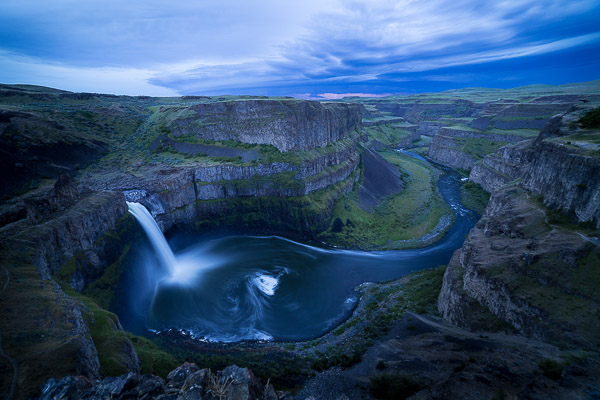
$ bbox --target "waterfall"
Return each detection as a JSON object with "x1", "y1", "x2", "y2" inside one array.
[{"x1": 127, "y1": 202, "x2": 177, "y2": 274}]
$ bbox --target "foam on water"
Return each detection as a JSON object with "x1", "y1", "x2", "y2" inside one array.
[{"x1": 250, "y1": 273, "x2": 279, "y2": 296}]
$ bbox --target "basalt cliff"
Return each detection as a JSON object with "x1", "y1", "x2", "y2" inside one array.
[{"x1": 1, "y1": 81, "x2": 600, "y2": 400}]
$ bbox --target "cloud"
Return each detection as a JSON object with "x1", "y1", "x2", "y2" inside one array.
[
  {"x1": 0, "y1": 51, "x2": 178, "y2": 96},
  {"x1": 151, "y1": 0, "x2": 600, "y2": 95},
  {"x1": 1, "y1": 0, "x2": 599, "y2": 95}
]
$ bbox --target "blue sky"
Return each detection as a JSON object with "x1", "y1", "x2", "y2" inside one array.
[{"x1": 1, "y1": 0, "x2": 599, "y2": 97}]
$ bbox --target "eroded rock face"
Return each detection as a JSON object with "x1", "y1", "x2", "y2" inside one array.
[
  {"x1": 39, "y1": 363, "x2": 287, "y2": 400},
  {"x1": 439, "y1": 185, "x2": 600, "y2": 348},
  {"x1": 0, "y1": 184, "x2": 139, "y2": 399},
  {"x1": 87, "y1": 140, "x2": 361, "y2": 234},
  {"x1": 441, "y1": 112, "x2": 600, "y2": 347},
  {"x1": 469, "y1": 119, "x2": 600, "y2": 228},
  {"x1": 469, "y1": 140, "x2": 535, "y2": 192},
  {"x1": 162, "y1": 100, "x2": 362, "y2": 152},
  {"x1": 21, "y1": 191, "x2": 128, "y2": 280},
  {"x1": 428, "y1": 132, "x2": 476, "y2": 170},
  {"x1": 522, "y1": 141, "x2": 600, "y2": 229}
]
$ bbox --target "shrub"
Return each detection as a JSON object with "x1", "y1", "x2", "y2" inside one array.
[
  {"x1": 370, "y1": 371, "x2": 425, "y2": 400},
  {"x1": 538, "y1": 358, "x2": 564, "y2": 380},
  {"x1": 578, "y1": 107, "x2": 600, "y2": 129}
]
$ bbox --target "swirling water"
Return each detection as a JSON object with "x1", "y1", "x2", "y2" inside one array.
[{"x1": 119, "y1": 167, "x2": 478, "y2": 342}]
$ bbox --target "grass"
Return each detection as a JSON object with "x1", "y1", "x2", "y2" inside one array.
[
  {"x1": 460, "y1": 181, "x2": 490, "y2": 215},
  {"x1": 363, "y1": 124, "x2": 414, "y2": 146},
  {"x1": 319, "y1": 150, "x2": 452, "y2": 249},
  {"x1": 60, "y1": 284, "x2": 138, "y2": 377},
  {"x1": 126, "y1": 333, "x2": 179, "y2": 378},
  {"x1": 401, "y1": 265, "x2": 447, "y2": 315},
  {"x1": 83, "y1": 245, "x2": 130, "y2": 309},
  {"x1": 459, "y1": 137, "x2": 508, "y2": 160},
  {"x1": 486, "y1": 128, "x2": 540, "y2": 138},
  {"x1": 308, "y1": 266, "x2": 447, "y2": 372},
  {"x1": 153, "y1": 339, "x2": 311, "y2": 390}
]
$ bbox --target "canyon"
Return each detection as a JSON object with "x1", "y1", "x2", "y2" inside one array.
[{"x1": 0, "y1": 81, "x2": 599, "y2": 399}]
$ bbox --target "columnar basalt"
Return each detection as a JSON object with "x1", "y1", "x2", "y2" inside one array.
[{"x1": 160, "y1": 100, "x2": 362, "y2": 151}]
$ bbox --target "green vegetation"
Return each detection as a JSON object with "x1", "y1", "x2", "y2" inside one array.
[
  {"x1": 363, "y1": 124, "x2": 414, "y2": 146},
  {"x1": 320, "y1": 150, "x2": 452, "y2": 249},
  {"x1": 192, "y1": 169, "x2": 358, "y2": 234},
  {"x1": 153, "y1": 340, "x2": 311, "y2": 390},
  {"x1": 460, "y1": 181, "x2": 490, "y2": 215},
  {"x1": 458, "y1": 137, "x2": 508, "y2": 160},
  {"x1": 400, "y1": 265, "x2": 447, "y2": 315},
  {"x1": 578, "y1": 107, "x2": 600, "y2": 129},
  {"x1": 308, "y1": 266, "x2": 447, "y2": 372},
  {"x1": 126, "y1": 333, "x2": 179, "y2": 378},
  {"x1": 537, "y1": 352, "x2": 589, "y2": 381},
  {"x1": 83, "y1": 246, "x2": 130, "y2": 309},
  {"x1": 60, "y1": 285, "x2": 136, "y2": 377}
]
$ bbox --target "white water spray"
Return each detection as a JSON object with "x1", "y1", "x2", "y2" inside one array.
[{"x1": 127, "y1": 202, "x2": 177, "y2": 275}]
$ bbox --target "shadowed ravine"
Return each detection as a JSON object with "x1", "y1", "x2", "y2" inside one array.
[{"x1": 120, "y1": 168, "x2": 478, "y2": 342}]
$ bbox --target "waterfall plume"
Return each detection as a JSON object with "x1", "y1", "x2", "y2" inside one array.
[{"x1": 127, "y1": 201, "x2": 177, "y2": 275}]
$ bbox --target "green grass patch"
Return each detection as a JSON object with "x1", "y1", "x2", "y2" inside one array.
[
  {"x1": 83, "y1": 245, "x2": 130, "y2": 309},
  {"x1": 320, "y1": 150, "x2": 452, "y2": 249},
  {"x1": 401, "y1": 265, "x2": 447, "y2": 315},
  {"x1": 311, "y1": 266, "x2": 447, "y2": 373},
  {"x1": 460, "y1": 181, "x2": 490, "y2": 215},
  {"x1": 59, "y1": 284, "x2": 137, "y2": 377},
  {"x1": 153, "y1": 339, "x2": 311, "y2": 390},
  {"x1": 363, "y1": 124, "x2": 413, "y2": 146},
  {"x1": 126, "y1": 333, "x2": 179, "y2": 378},
  {"x1": 459, "y1": 137, "x2": 508, "y2": 160}
]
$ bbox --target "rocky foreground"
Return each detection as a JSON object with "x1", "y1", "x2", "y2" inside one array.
[{"x1": 40, "y1": 363, "x2": 295, "y2": 400}]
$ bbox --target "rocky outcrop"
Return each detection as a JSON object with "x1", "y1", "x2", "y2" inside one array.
[
  {"x1": 161, "y1": 100, "x2": 362, "y2": 152},
  {"x1": 359, "y1": 94, "x2": 583, "y2": 171},
  {"x1": 39, "y1": 363, "x2": 290, "y2": 400},
  {"x1": 469, "y1": 116, "x2": 600, "y2": 228},
  {"x1": 361, "y1": 117, "x2": 406, "y2": 127},
  {"x1": 469, "y1": 140, "x2": 535, "y2": 192},
  {"x1": 441, "y1": 116, "x2": 600, "y2": 347},
  {"x1": 378, "y1": 99, "x2": 483, "y2": 121},
  {"x1": 521, "y1": 141, "x2": 600, "y2": 228},
  {"x1": 0, "y1": 177, "x2": 140, "y2": 399},
  {"x1": 88, "y1": 137, "x2": 361, "y2": 233},
  {"x1": 439, "y1": 186, "x2": 600, "y2": 346},
  {"x1": 428, "y1": 133, "x2": 476, "y2": 170},
  {"x1": 417, "y1": 121, "x2": 445, "y2": 136},
  {"x1": 17, "y1": 190, "x2": 128, "y2": 280}
]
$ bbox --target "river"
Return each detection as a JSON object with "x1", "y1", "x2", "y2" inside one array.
[{"x1": 117, "y1": 154, "x2": 478, "y2": 342}]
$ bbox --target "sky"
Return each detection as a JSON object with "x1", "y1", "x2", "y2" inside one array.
[{"x1": 0, "y1": 0, "x2": 599, "y2": 98}]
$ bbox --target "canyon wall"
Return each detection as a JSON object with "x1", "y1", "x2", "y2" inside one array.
[
  {"x1": 159, "y1": 100, "x2": 362, "y2": 151},
  {"x1": 0, "y1": 98, "x2": 365, "y2": 398},
  {"x1": 439, "y1": 116, "x2": 600, "y2": 347},
  {"x1": 358, "y1": 95, "x2": 585, "y2": 170}
]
